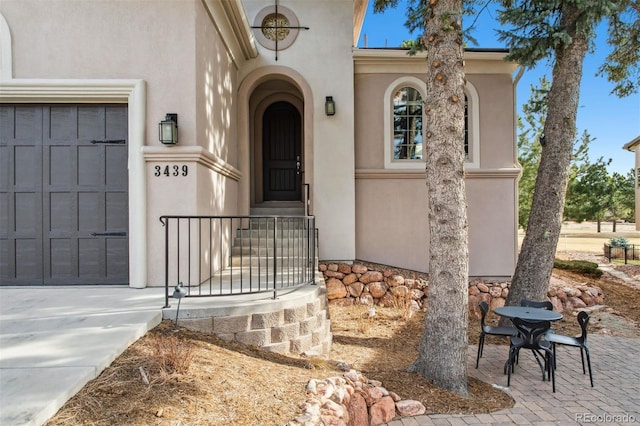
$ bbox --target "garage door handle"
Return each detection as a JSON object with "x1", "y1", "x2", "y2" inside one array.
[{"x1": 91, "y1": 232, "x2": 127, "y2": 237}]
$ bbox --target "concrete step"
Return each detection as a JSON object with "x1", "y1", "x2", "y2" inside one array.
[
  {"x1": 235, "y1": 228, "x2": 310, "y2": 238},
  {"x1": 250, "y1": 203, "x2": 306, "y2": 216},
  {"x1": 229, "y1": 255, "x2": 314, "y2": 267}
]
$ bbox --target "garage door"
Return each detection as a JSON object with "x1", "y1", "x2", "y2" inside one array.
[{"x1": 0, "y1": 105, "x2": 129, "y2": 285}]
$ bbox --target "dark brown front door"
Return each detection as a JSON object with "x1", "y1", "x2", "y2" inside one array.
[{"x1": 262, "y1": 101, "x2": 302, "y2": 201}]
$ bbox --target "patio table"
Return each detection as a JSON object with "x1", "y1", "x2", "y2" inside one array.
[
  {"x1": 494, "y1": 306, "x2": 562, "y2": 379},
  {"x1": 494, "y1": 306, "x2": 563, "y2": 322}
]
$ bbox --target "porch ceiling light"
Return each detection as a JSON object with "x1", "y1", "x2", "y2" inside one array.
[
  {"x1": 159, "y1": 113, "x2": 178, "y2": 145},
  {"x1": 325, "y1": 96, "x2": 336, "y2": 116}
]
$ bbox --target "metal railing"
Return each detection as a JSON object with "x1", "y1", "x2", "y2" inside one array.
[
  {"x1": 160, "y1": 215, "x2": 317, "y2": 306},
  {"x1": 603, "y1": 243, "x2": 639, "y2": 264}
]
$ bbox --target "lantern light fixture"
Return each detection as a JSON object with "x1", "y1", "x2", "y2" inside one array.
[
  {"x1": 325, "y1": 96, "x2": 335, "y2": 116},
  {"x1": 159, "y1": 113, "x2": 178, "y2": 145}
]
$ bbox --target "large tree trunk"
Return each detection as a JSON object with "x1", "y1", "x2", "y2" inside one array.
[
  {"x1": 505, "y1": 5, "x2": 589, "y2": 308},
  {"x1": 407, "y1": 0, "x2": 469, "y2": 396}
]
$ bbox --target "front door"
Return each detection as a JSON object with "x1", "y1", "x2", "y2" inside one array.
[{"x1": 262, "y1": 101, "x2": 302, "y2": 201}]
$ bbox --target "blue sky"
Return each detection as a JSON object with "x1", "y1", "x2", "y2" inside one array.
[{"x1": 358, "y1": 0, "x2": 640, "y2": 175}]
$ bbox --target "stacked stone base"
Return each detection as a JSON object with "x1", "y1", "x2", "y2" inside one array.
[{"x1": 172, "y1": 292, "x2": 333, "y2": 356}]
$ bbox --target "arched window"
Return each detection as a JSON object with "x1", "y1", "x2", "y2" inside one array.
[
  {"x1": 393, "y1": 87, "x2": 423, "y2": 160},
  {"x1": 384, "y1": 77, "x2": 480, "y2": 169}
]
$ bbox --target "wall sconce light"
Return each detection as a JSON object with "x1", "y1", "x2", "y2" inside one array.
[
  {"x1": 159, "y1": 113, "x2": 178, "y2": 145},
  {"x1": 325, "y1": 96, "x2": 336, "y2": 116}
]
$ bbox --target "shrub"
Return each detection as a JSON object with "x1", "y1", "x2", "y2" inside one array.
[
  {"x1": 554, "y1": 259, "x2": 603, "y2": 278},
  {"x1": 609, "y1": 237, "x2": 630, "y2": 248}
]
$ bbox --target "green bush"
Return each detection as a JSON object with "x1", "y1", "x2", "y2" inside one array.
[{"x1": 553, "y1": 259, "x2": 602, "y2": 278}]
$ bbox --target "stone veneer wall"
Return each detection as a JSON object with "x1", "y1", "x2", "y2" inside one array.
[
  {"x1": 175, "y1": 294, "x2": 333, "y2": 356},
  {"x1": 319, "y1": 262, "x2": 604, "y2": 313}
]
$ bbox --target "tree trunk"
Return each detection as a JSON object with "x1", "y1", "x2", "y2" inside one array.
[
  {"x1": 505, "y1": 5, "x2": 589, "y2": 309},
  {"x1": 613, "y1": 220, "x2": 617, "y2": 232},
  {"x1": 407, "y1": 0, "x2": 469, "y2": 396}
]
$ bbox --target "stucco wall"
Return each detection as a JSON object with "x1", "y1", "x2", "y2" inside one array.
[
  {"x1": 0, "y1": 0, "x2": 198, "y2": 146},
  {"x1": 241, "y1": 0, "x2": 357, "y2": 262},
  {"x1": 0, "y1": 1, "x2": 244, "y2": 287},
  {"x1": 354, "y1": 73, "x2": 516, "y2": 170},
  {"x1": 353, "y1": 54, "x2": 519, "y2": 277},
  {"x1": 355, "y1": 173, "x2": 518, "y2": 276}
]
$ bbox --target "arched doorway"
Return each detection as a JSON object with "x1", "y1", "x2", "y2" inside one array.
[{"x1": 262, "y1": 101, "x2": 302, "y2": 201}]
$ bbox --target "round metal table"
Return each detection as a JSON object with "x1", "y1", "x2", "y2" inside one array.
[{"x1": 493, "y1": 306, "x2": 563, "y2": 322}]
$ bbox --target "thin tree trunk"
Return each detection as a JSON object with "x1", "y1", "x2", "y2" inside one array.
[
  {"x1": 505, "y1": 5, "x2": 589, "y2": 308},
  {"x1": 407, "y1": 0, "x2": 469, "y2": 396}
]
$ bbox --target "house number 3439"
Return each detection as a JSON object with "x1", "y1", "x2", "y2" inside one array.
[{"x1": 154, "y1": 165, "x2": 188, "y2": 177}]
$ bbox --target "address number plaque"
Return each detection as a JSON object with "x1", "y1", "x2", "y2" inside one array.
[{"x1": 154, "y1": 164, "x2": 189, "y2": 177}]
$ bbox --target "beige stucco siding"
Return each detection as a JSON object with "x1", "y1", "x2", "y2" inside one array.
[
  {"x1": 353, "y1": 53, "x2": 519, "y2": 277},
  {"x1": 355, "y1": 177, "x2": 430, "y2": 271},
  {"x1": 1, "y1": 1, "x2": 198, "y2": 147},
  {"x1": 473, "y1": 74, "x2": 517, "y2": 168},
  {"x1": 1, "y1": 1, "x2": 245, "y2": 286},
  {"x1": 354, "y1": 73, "x2": 387, "y2": 170},
  {"x1": 354, "y1": 73, "x2": 517, "y2": 170},
  {"x1": 355, "y1": 174, "x2": 518, "y2": 276},
  {"x1": 240, "y1": 0, "x2": 357, "y2": 262}
]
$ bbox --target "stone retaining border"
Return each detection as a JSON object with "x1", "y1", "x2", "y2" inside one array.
[{"x1": 319, "y1": 262, "x2": 605, "y2": 313}]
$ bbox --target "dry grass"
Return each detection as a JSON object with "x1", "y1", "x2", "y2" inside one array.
[{"x1": 45, "y1": 262, "x2": 640, "y2": 426}]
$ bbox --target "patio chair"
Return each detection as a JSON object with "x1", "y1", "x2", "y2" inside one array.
[
  {"x1": 506, "y1": 317, "x2": 555, "y2": 392},
  {"x1": 545, "y1": 311, "x2": 593, "y2": 387},
  {"x1": 521, "y1": 298, "x2": 556, "y2": 334},
  {"x1": 476, "y1": 301, "x2": 518, "y2": 368},
  {"x1": 520, "y1": 299, "x2": 554, "y2": 310}
]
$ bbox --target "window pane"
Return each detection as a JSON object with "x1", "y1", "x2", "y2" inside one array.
[{"x1": 392, "y1": 87, "x2": 423, "y2": 160}]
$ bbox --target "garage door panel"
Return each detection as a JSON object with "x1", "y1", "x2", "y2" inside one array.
[
  {"x1": 49, "y1": 146, "x2": 76, "y2": 186},
  {"x1": 15, "y1": 193, "x2": 39, "y2": 235},
  {"x1": 78, "y1": 192, "x2": 104, "y2": 232},
  {"x1": 106, "y1": 193, "x2": 128, "y2": 230},
  {"x1": 0, "y1": 192, "x2": 7, "y2": 235},
  {"x1": 49, "y1": 238, "x2": 75, "y2": 277},
  {"x1": 14, "y1": 146, "x2": 41, "y2": 188},
  {"x1": 106, "y1": 146, "x2": 127, "y2": 188},
  {"x1": 0, "y1": 145, "x2": 8, "y2": 188},
  {"x1": 0, "y1": 106, "x2": 14, "y2": 139},
  {"x1": 14, "y1": 107, "x2": 42, "y2": 140},
  {"x1": 15, "y1": 239, "x2": 41, "y2": 279},
  {"x1": 49, "y1": 192, "x2": 76, "y2": 233},
  {"x1": 106, "y1": 238, "x2": 128, "y2": 281},
  {"x1": 78, "y1": 145, "x2": 104, "y2": 186},
  {"x1": 79, "y1": 238, "x2": 102, "y2": 278},
  {"x1": 49, "y1": 106, "x2": 78, "y2": 140},
  {"x1": 78, "y1": 107, "x2": 106, "y2": 140},
  {"x1": 106, "y1": 106, "x2": 128, "y2": 140}
]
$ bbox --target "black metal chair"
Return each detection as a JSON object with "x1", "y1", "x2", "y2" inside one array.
[
  {"x1": 506, "y1": 317, "x2": 556, "y2": 392},
  {"x1": 521, "y1": 298, "x2": 556, "y2": 335},
  {"x1": 546, "y1": 311, "x2": 593, "y2": 387},
  {"x1": 476, "y1": 301, "x2": 518, "y2": 368},
  {"x1": 521, "y1": 299, "x2": 554, "y2": 310}
]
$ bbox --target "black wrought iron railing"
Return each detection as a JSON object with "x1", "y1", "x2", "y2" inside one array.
[{"x1": 160, "y1": 215, "x2": 317, "y2": 306}]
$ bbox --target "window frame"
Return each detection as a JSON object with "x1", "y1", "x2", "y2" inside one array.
[{"x1": 383, "y1": 77, "x2": 480, "y2": 169}]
